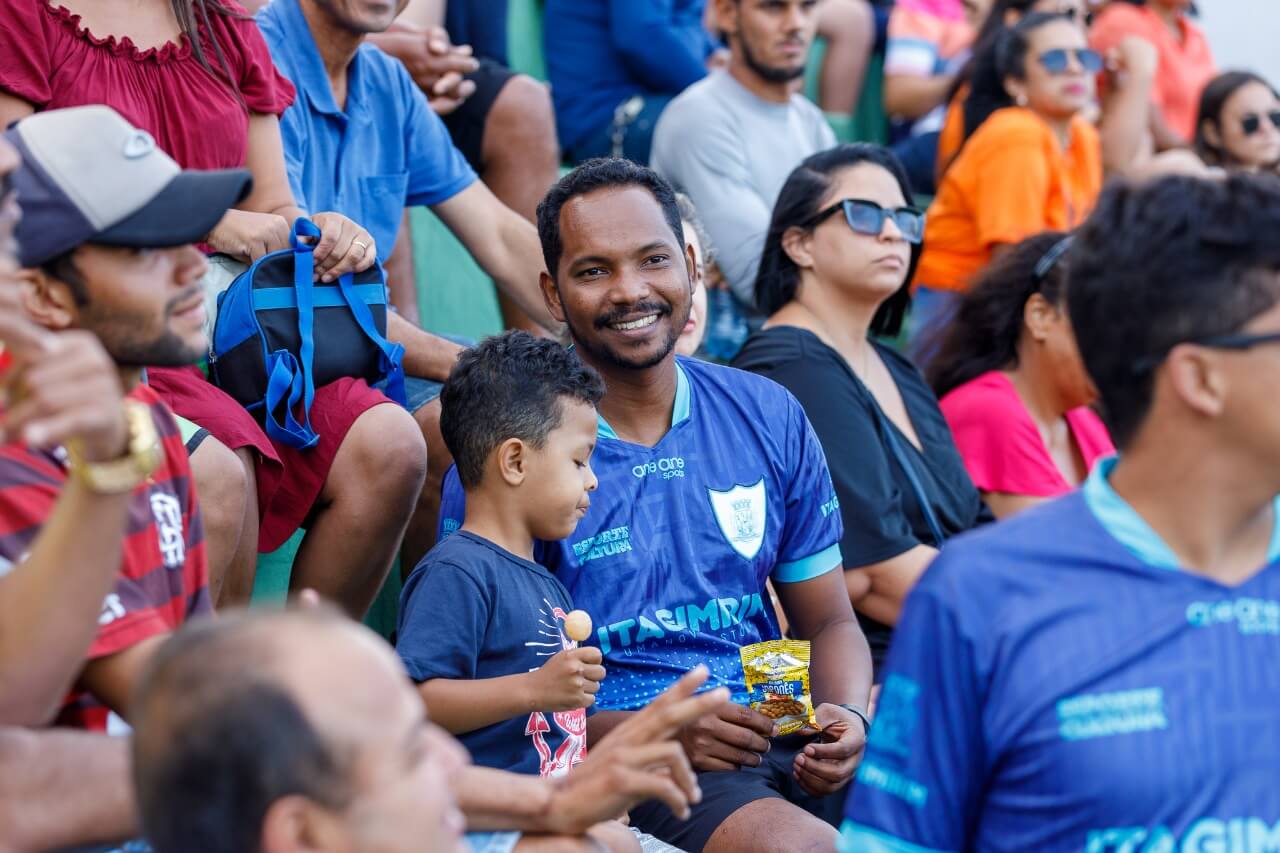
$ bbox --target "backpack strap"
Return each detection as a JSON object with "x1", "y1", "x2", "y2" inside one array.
[
  {"x1": 335, "y1": 267, "x2": 407, "y2": 407},
  {"x1": 262, "y1": 219, "x2": 322, "y2": 449}
]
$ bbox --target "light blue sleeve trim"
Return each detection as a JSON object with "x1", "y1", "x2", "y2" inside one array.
[
  {"x1": 837, "y1": 821, "x2": 954, "y2": 853},
  {"x1": 772, "y1": 542, "x2": 843, "y2": 583}
]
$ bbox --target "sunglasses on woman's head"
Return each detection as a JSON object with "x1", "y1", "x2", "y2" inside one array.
[
  {"x1": 1037, "y1": 47, "x2": 1103, "y2": 75},
  {"x1": 810, "y1": 199, "x2": 926, "y2": 244},
  {"x1": 1241, "y1": 111, "x2": 1280, "y2": 136}
]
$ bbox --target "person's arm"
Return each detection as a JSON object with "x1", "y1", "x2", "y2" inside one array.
[
  {"x1": 1098, "y1": 37, "x2": 1158, "y2": 176},
  {"x1": 883, "y1": 74, "x2": 955, "y2": 121},
  {"x1": 0, "y1": 92, "x2": 33, "y2": 131},
  {"x1": 774, "y1": 567, "x2": 873, "y2": 796},
  {"x1": 0, "y1": 728, "x2": 136, "y2": 852},
  {"x1": 76, "y1": 635, "x2": 166, "y2": 721},
  {"x1": 606, "y1": 0, "x2": 710, "y2": 93},
  {"x1": 653, "y1": 110, "x2": 773, "y2": 308},
  {"x1": 461, "y1": 667, "x2": 728, "y2": 833},
  {"x1": 0, "y1": 319, "x2": 134, "y2": 726},
  {"x1": 386, "y1": 312, "x2": 464, "y2": 382},
  {"x1": 1149, "y1": 106, "x2": 1189, "y2": 151},
  {"x1": 430, "y1": 183, "x2": 557, "y2": 330},
  {"x1": 419, "y1": 646, "x2": 605, "y2": 736},
  {"x1": 850, "y1": 544, "x2": 938, "y2": 626},
  {"x1": 397, "y1": 0, "x2": 445, "y2": 29}
]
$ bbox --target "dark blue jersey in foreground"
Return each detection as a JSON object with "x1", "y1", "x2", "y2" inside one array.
[
  {"x1": 440, "y1": 357, "x2": 844, "y2": 711},
  {"x1": 841, "y1": 458, "x2": 1280, "y2": 853}
]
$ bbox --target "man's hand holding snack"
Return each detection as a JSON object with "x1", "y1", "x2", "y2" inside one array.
[
  {"x1": 793, "y1": 703, "x2": 868, "y2": 797},
  {"x1": 678, "y1": 700, "x2": 778, "y2": 772}
]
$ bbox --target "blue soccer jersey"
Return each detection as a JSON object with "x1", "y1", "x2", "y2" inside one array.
[
  {"x1": 841, "y1": 457, "x2": 1280, "y2": 853},
  {"x1": 439, "y1": 357, "x2": 844, "y2": 710}
]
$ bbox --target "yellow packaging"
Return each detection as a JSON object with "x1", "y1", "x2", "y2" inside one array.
[{"x1": 739, "y1": 639, "x2": 817, "y2": 736}]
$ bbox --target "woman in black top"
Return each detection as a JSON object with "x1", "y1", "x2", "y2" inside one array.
[{"x1": 732, "y1": 144, "x2": 988, "y2": 674}]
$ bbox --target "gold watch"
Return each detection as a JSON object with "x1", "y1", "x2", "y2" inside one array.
[{"x1": 66, "y1": 400, "x2": 162, "y2": 494}]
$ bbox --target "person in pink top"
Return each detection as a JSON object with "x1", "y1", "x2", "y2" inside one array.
[{"x1": 927, "y1": 230, "x2": 1114, "y2": 517}]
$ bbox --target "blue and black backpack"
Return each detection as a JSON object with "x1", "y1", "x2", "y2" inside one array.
[{"x1": 211, "y1": 218, "x2": 407, "y2": 450}]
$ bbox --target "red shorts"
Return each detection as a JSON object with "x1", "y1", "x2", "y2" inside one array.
[{"x1": 147, "y1": 365, "x2": 393, "y2": 552}]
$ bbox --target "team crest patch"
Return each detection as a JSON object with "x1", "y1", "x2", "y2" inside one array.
[{"x1": 707, "y1": 479, "x2": 767, "y2": 560}]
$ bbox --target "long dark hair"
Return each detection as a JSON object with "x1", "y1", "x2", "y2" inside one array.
[
  {"x1": 927, "y1": 230, "x2": 1070, "y2": 398},
  {"x1": 754, "y1": 144, "x2": 921, "y2": 338},
  {"x1": 962, "y1": 12, "x2": 1071, "y2": 142},
  {"x1": 177, "y1": 0, "x2": 247, "y2": 104},
  {"x1": 1194, "y1": 71, "x2": 1280, "y2": 167}
]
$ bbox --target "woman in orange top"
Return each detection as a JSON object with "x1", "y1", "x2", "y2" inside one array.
[
  {"x1": 1089, "y1": 0, "x2": 1215, "y2": 148},
  {"x1": 910, "y1": 12, "x2": 1102, "y2": 352}
]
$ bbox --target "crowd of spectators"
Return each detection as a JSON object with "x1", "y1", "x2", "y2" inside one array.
[{"x1": 1, "y1": 0, "x2": 1279, "y2": 852}]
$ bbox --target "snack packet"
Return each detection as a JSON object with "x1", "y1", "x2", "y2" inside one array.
[{"x1": 740, "y1": 639, "x2": 817, "y2": 736}]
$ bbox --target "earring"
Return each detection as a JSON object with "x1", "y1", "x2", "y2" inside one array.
[{"x1": 1016, "y1": 94, "x2": 1029, "y2": 107}]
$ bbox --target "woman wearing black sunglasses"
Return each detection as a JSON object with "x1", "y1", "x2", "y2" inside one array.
[
  {"x1": 911, "y1": 12, "x2": 1102, "y2": 351},
  {"x1": 732, "y1": 144, "x2": 989, "y2": 678},
  {"x1": 1195, "y1": 71, "x2": 1280, "y2": 174}
]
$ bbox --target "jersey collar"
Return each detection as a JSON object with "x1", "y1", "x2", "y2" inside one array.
[
  {"x1": 597, "y1": 359, "x2": 691, "y2": 441},
  {"x1": 1083, "y1": 455, "x2": 1280, "y2": 570}
]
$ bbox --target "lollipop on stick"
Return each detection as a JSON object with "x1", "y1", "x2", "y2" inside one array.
[{"x1": 564, "y1": 610, "x2": 593, "y2": 643}]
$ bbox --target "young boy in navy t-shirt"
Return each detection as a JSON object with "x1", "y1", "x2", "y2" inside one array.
[{"x1": 396, "y1": 331, "x2": 606, "y2": 778}]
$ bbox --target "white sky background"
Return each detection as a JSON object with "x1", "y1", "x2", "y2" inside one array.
[{"x1": 1198, "y1": 0, "x2": 1280, "y2": 85}]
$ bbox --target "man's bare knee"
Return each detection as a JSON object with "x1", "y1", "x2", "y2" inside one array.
[
  {"x1": 486, "y1": 75, "x2": 559, "y2": 161},
  {"x1": 336, "y1": 404, "x2": 429, "y2": 499},
  {"x1": 704, "y1": 798, "x2": 840, "y2": 853}
]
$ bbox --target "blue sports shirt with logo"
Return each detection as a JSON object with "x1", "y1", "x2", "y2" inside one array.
[
  {"x1": 841, "y1": 456, "x2": 1280, "y2": 853},
  {"x1": 439, "y1": 356, "x2": 844, "y2": 711}
]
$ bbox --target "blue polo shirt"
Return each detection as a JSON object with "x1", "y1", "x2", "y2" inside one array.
[
  {"x1": 438, "y1": 357, "x2": 845, "y2": 711},
  {"x1": 257, "y1": 0, "x2": 477, "y2": 261},
  {"x1": 840, "y1": 456, "x2": 1280, "y2": 852}
]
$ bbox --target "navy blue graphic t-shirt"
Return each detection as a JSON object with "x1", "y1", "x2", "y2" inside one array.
[{"x1": 396, "y1": 531, "x2": 587, "y2": 778}]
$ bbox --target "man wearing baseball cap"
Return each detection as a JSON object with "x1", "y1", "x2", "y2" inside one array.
[{"x1": 2, "y1": 103, "x2": 251, "y2": 738}]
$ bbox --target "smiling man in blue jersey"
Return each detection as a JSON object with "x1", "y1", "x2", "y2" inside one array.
[
  {"x1": 439, "y1": 158, "x2": 874, "y2": 852},
  {"x1": 841, "y1": 172, "x2": 1280, "y2": 852}
]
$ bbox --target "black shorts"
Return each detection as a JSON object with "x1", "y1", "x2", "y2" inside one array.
[
  {"x1": 441, "y1": 58, "x2": 517, "y2": 169},
  {"x1": 627, "y1": 734, "x2": 845, "y2": 853}
]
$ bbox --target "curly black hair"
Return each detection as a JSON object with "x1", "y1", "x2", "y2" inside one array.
[
  {"x1": 440, "y1": 330, "x2": 606, "y2": 488},
  {"x1": 536, "y1": 158, "x2": 685, "y2": 281},
  {"x1": 1068, "y1": 173, "x2": 1280, "y2": 449}
]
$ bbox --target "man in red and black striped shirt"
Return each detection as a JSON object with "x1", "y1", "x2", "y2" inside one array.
[{"x1": 0, "y1": 104, "x2": 252, "y2": 849}]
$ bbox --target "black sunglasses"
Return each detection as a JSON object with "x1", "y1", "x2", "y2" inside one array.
[
  {"x1": 1135, "y1": 330, "x2": 1280, "y2": 371},
  {"x1": 1038, "y1": 47, "x2": 1103, "y2": 75},
  {"x1": 810, "y1": 199, "x2": 925, "y2": 244},
  {"x1": 1241, "y1": 111, "x2": 1280, "y2": 136}
]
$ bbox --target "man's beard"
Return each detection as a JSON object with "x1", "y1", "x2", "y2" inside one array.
[
  {"x1": 740, "y1": 35, "x2": 806, "y2": 85},
  {"x1": 563, "y1": 300, "x2": 688, "y2": 372},
  {"x1": 81, "y1": 299, "x2": 206, "y2": 369}
]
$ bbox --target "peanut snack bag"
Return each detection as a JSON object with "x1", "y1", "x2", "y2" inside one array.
[{"x1": 739, "y1": 639, "x2": 817, "y2": 736}]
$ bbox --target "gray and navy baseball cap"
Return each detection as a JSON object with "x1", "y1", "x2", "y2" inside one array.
[{"x1": 4, "y1": 105, "x2": 252, "y2": 268}]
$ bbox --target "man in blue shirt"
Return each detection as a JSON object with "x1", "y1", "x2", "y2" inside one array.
[
  {"x1": 841, "y1": 173, "x2": 1280, "y2": 851},
  {"x1": 441, "y1": 159, "x2": 874, "y2": 852},
  {"x1": 256, "y1": 0, "x2": 560, "y2": 563},
  {"x1": 544, "y1": 0, "x2": 722, "y2": 163}
]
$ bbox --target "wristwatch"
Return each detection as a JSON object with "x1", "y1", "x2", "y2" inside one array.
[
  {"x1": 836, "y1": 703, "x2": 872, "y2": 736},
  {"x1": 65, "y1": 400, "x2": 162, "y2": 494}
]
